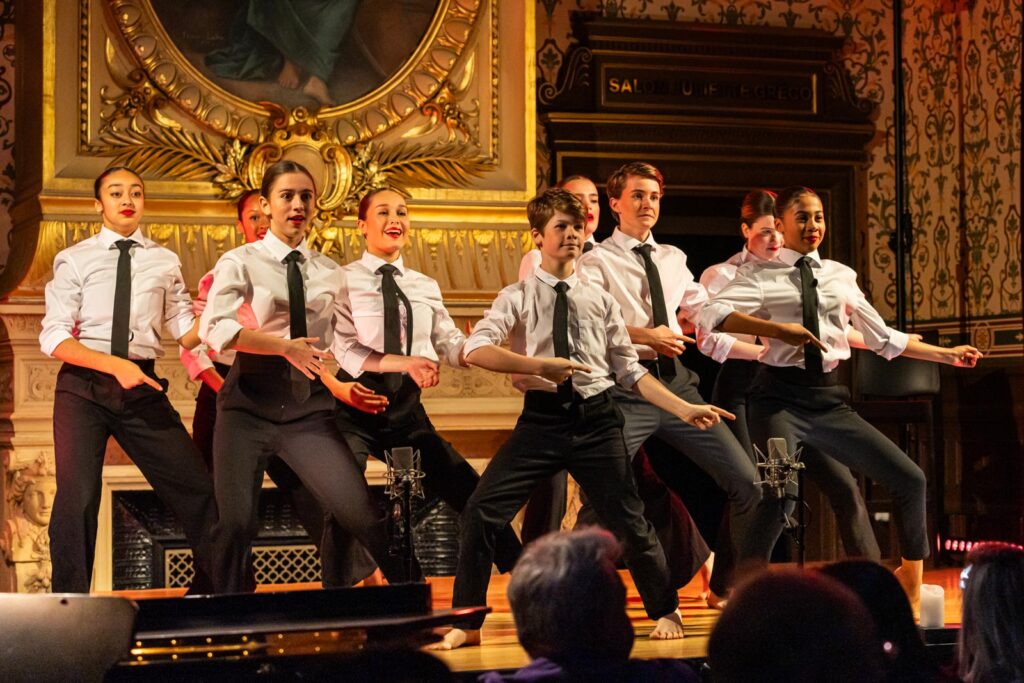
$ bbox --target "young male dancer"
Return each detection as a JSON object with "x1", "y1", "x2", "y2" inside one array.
[
  {"x1": 326, "y1": 187, "x2": 522, "y2": 583},
  {"x1": 435, "y1": 188, "x2": 732, "y2": 649},
  {"x1": 700, "y1": 185, "x2": 982, "y2": 601},
  {"x1": 575, "y1": 161, "x2": 779, "y2": 602},
  {"x1": 40, "y1": 167, "x2": 217, "y2": 593}
]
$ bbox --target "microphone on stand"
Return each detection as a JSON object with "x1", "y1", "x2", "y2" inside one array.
[
  {"x1": 753, "y1": 437, "x2": 805, "y2": 499},
  {"x1": 384, "y1": 447, "x2": 425, "y2": 580}
]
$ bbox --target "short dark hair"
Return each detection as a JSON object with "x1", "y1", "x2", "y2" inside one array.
[
  {"x1": 555, "y1": 174, "x2": 592, "y2": 189},
  {"x1": 506, "y1": 529, "x2": 633, "y2": 661},
  {"x1": 740, "y1": 189, "x2": 777, "y2": 226},
  {"x1": 708, "y1": 569, "x2": 884, "y2": 683},
  {"x1": 774, "y1": 185, "x2": 819, "y2": 217},
  {"x1": 959, "y1": 542, "x2": 1024, "y2": 683},
  {"x1": 357, "y1": 186, "x2": 407, "y2": 221},
  {"x1": 605, "y1": 161, "x2": 664, "y2": 200},
  {"x1": 260, "y1": 160, "x2": 317, "y2": 199},
  {"x1": 235, "y1": 189, "x2": 261, "y2": 221},
  {"x1": 93, "y1": 166, "x2": 143, "y2": 200},
  {"x1": 526, "y1": 188, "x2": 586, "y2": 233}
]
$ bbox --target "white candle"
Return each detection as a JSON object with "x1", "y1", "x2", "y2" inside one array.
[{"x1": 919, "y1": 583, "x2": 945, "y2": 628}]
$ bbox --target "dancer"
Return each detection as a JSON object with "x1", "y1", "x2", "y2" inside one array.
[
  {"x1": 40, "y1": 166, "x2": 217, "y2": 593},
  {"x1": 435, "y1": 188, "x2": 732, "y2": 649},
  {"x1": 576, "y1": 161, "x2": 779, "y2": 602},
  {"x1": 200, "y1": 161, "x2": 413, "y2": 593},
  {"x1": 700, "y1": 185, "x2": 981, "y2": 601},
  {"x1": 326, "y1": 187, "x2": 522, "y2": 585},
  {"x1": 699, "y1": 189, "x2": 879, "y2": 561},
  {"x1": 181, "y1": 189, "x2": 386, "y2": 587}
]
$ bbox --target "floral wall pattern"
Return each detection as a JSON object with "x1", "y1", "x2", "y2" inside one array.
[
  {"x1": 0, "y1": 2, "x2": 13, "y2": 277},
  {"x1": 536, "y1": 0, "x2": 1021, "y2": 351}
]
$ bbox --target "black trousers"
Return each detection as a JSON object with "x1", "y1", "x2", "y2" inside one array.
[
  {"x1": 748, "y1": 366, "x2": 929, "y2": 561},
  {"x1": 713, "y1": 359, "x2": 880, "y2": 561},
  {"x1": 192, "y1": 362, "x2": 343, "y2": 583},
  {"x1": 330, "y1": 371, "x2": 522, "y2": 585},
  {"x1": 606, "y1": 359, "x2": 779, "y2": 595},
  {"x1": 50, "y1": 362, "x2": 217, "y2": 593},
  {"x1": 452, "y1": 390, "x2": 678, "y2": 630},
  {"x1": 209, "y1": 354, "x2": 418, "y2": 593}
]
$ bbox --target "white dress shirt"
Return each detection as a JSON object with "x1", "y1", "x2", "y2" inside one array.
[
  {"x1": 40, "y1": 226, "x2": 195, "y2": 359},
  {"x1": 200, "y1": 230, "x2": 343, "y2": 355},
  {"x1": 179, "y1": 270, "x2": 259, "y2": 380},
  {"x1": 576, "y1": 228, "x2": 707, "y2": 361},
  {"x1": 697, "y1": 248, "x2": 760, "y2": 361},
  {"x1": 699, "y1": 247, "x2": 910, "y2": 372},
  {"x1": 464, "y1": 268, "x2": 648, "y2": 397},
  {"x1": 332, "y1": 251, "x2": 466, "y2": 377},
  {"x1": 517, "y1": 235, "x2": 597, "y2": 281}
]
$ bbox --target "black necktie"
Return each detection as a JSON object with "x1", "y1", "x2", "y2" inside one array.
[
  {"x1": 552, "y1": 281, "x2": 574, "y2": 405},
  {"x1": 284, "y1": 250, "x2": 310, "y2": 401},
  {"x1": 582, "y1": 241, "x2": 594, "y2": 253},
  {"x1": 632, "y1": 243, "x2": 676, "y2": 379},
  {"x1": 110, "y1": 240, "x2": 133, "y2": 358},
  {"x1": 378, "y1": 264, "x2": 413, "y2": 357},
  {"x1": 797, "y1": 256, "x2": 823, "y2": 374}
]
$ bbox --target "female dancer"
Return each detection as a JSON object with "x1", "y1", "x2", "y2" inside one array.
[
  {"x1": 40, "y1": 167, "x2": 217, "y2": 592},
  {"x1": 200, "y1": 161, "x2": 412, "y2": 592},
  {"x1": 700, "y1": 185, "x2": 981, "y2": 601}
]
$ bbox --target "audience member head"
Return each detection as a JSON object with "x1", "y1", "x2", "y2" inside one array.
[
  {"x1": 820, "y1": 560, "x2": 936, "y2": 682},
  {"x1": 958, "y1": 542, "x2": 1024, "y2": 683},
  {"x1": 708, "y1": 569, "x2": 885, "y2": 683},
  {"x1": 506, "y1": 528, "x2": 633, "y2": 662},
  {"x1": 740, "y1": 188, "x2": 782, "y2": 261}
]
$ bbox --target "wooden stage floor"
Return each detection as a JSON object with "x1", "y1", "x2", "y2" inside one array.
[{"x1": 111, "y1": 566, "x2": 964, "y2": 675}]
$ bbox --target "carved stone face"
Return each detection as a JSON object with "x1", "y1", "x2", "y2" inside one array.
[{"x1": 22, "y1": 476, "x2": 57, "y2": 526}]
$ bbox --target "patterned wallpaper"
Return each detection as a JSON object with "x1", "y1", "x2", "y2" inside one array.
[
  {"x1": 0, "y1": 2, "x2": 13, "y2": 278},
  {"x1": 536, "y1": 0, "x2": 1021, "y2": 336}
]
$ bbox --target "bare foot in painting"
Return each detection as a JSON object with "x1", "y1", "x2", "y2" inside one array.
[
  {"x1": 277, "y1": 59, "x2": 301, "y2": 89},
  {"x1": 303, "y1": 75, "x2": 332, "y2": 106}
]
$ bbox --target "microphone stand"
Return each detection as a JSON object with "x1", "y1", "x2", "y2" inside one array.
[
  {"x1": 892, "y1": 0, "x2": 911, "y2": 331},
  {"x1": 385, "y1": 447, "x2": 425, "y2": 582}
]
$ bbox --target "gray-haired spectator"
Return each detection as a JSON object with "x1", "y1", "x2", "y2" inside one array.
[{"x1": 478, "y1": 528, "x2": 698, "y2": 682}]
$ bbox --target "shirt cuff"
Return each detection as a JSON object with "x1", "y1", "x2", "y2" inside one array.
[
  {"x1": 443, "y1": 339, "x2": 468, "y2": 369},
  {"x1": 698, "y1": 302, "x2": 735, "y2": 334},
  {"x1": 339, "y1": 345, "x2": 373, "y2": 378},
  {"x1": 165, "y1": 311, "x2": 196, "y2": 342},
  {"x1": 39, "y1": 329, "x2": 74, "y2": 358},
  {"x1": 462, "y1": 334, "x2": 496, "y2": 358},
  {"x1": 698, "y1": 331, "x2": 736, "y2": 364},
  {"x1": 878, "y1": 329, "x2": 910, "y2": 360},
  {"x1": 204, "y1": 319, "x2": 244, "y2": 355},
  {"x1": 179, "y1": 345, "x2": 214, "y2": 381}
]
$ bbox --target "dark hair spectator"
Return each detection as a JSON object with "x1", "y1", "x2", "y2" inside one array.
[
  {"x1": 958, "y1": 542, "x2": 1024, "y2": 683},
  {"x1": 708, "y1": 568, "x2": 885, "y2": 683},
  {"x1": 821, "y1": 560, "x2": 945, "y2": 682},
  {"x1": 479, "y1": 529, "x2": 697, "y2": 682}
]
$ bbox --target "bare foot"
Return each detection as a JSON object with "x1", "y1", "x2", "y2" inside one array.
[
  {"x1": 894, "y1": 559, "x2": 923, "y2": 606},
  {"x1": 649, "y1": 610, "x2": 685, "y2": 640},
  {"x1": 706, "y1": 591, "x2": 728, "y2": 610},
  {"x1": 303, "y1": 75, "x2": 332, "y2": 106},
  {"x1": 426, "y1": 628, "x2": 481, "y2": 651},
  {"x1": 277, "y1": 59, "x2": 301, "y2": 89},
  {"x1": 359, "y1": 568, "x2": 387, "y2": 587}
]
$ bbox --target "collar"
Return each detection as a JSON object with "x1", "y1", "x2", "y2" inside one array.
[
  {"x1": 361, "y1": 249, "x2": 405, "y2": 275},
  {"x1": 610, "y1": 227, "x2": 658, "y2": 253},
  {"x1": 534, "y1": 267, "x2": 579, "y2": 290},
  {"x1": 779, "y1": 247, "x2": 821, "y2": 267},
  {"x1": 263, "y1": 230, "x2": 310, "y2": 262},
  {"x1": 99, "y1": 226, "x2": 147, "y2": 249},
  {"x1": 585, "y1": 235, "x2": 596, "y2": 245}
]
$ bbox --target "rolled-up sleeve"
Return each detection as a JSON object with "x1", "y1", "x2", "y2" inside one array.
[
  {"x1": 464, "y1": 286, "x2": 519, "y2": 357},
  {"x1": 200, "y1": 256, "x2": 247, "y2": 354},
  {"x1": 163, "y1": 256, "x2": 196, "y2": 341},
  {"x1": 698, "y1": 274, "x2": 765, "y2": 334},
  {"x1": 604, "y1": 297, "x2": 647, "y2": 389},
  {"x1": 696, "y1": 328, "x2": 737, "y2": 364},
  {"x1": 40, "y1": 253, "x2": 83, "y2": 357},
  {"x1": 676, "y1": 268, "x2": 709, "y2": 324},
  {"x1": 331, "y1": 274, "x2": 375, "y2": 378},
  {"x1": 179, "y1": 344, "x2": 214, "y2": 380},
  {"x1": 849, "y1": 286, "x2": 909, "y2": 360},
  {"x1": 427, "y1": 285, "x2": 467, "y2": 369}
]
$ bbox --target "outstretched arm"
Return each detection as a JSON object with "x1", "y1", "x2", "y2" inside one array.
[
  {"x1": 51, "y1": 338, "x2": 162, "y2": 391},
  {"x1": 718, "y1": 312, "x2": 829, "y2": 352},
  {"x1": 900, "y1": 340, "x2": 981, "y2": 367},
  {"x1": 466, "y1": 345, "x2": 591, "y2": 384},
  {"x1": 633, "y1": 373, "x2": 734, "y2": 430}
]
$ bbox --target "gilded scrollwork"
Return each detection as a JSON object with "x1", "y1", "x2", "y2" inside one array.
[{"x1": 85, "y1": 0, "x2": 497, "y2": 226}]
